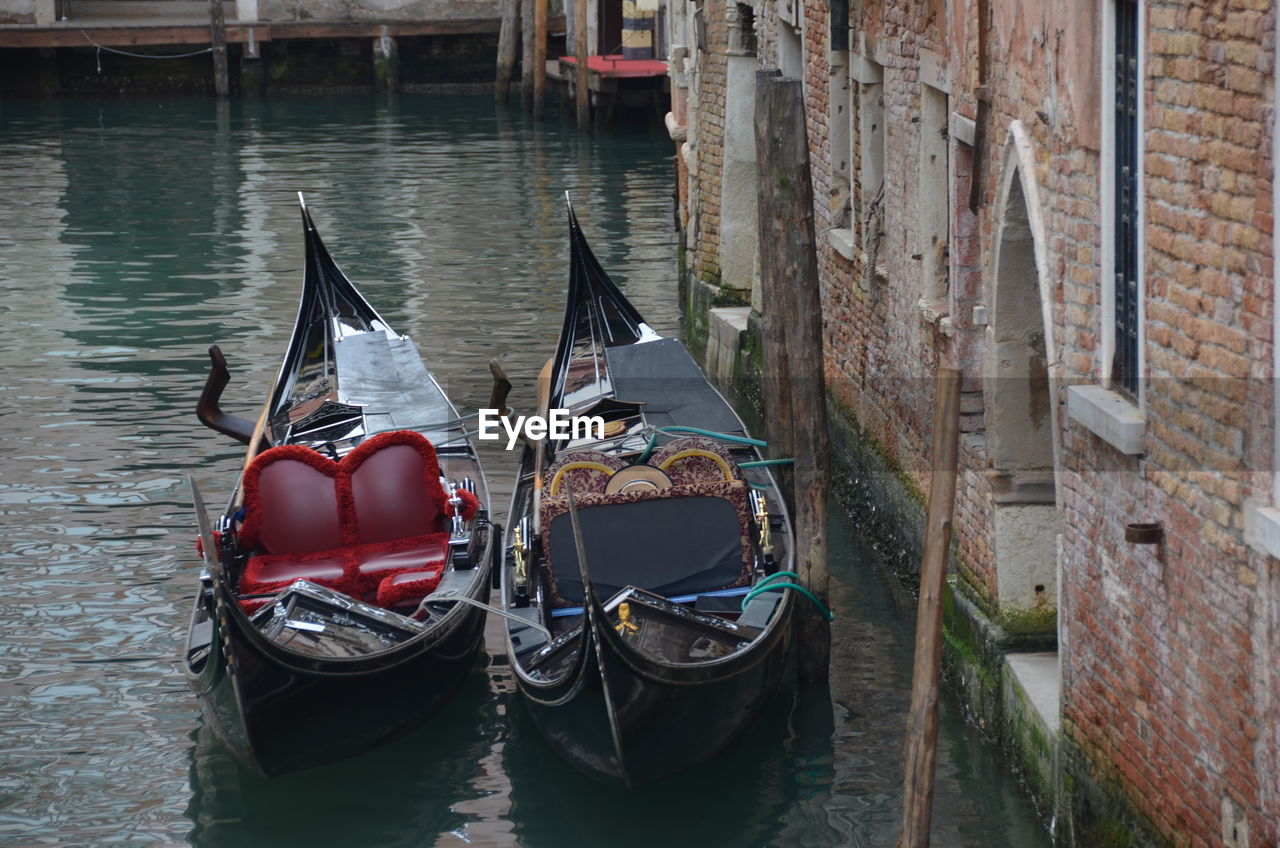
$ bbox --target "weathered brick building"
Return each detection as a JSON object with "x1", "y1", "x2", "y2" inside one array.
[{"x1": 665, "y1": 0, "x2": 1278, "y2": 844}]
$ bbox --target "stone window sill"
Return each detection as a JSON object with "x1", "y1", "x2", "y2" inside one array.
[
  {"x1": 1249, "y1": 507, "x2": 1280, "y2": 560},
  {"x1": 1065, "y1": 384, "x2": 1145, "y2": 455},
  {"x1": 829, "y1": 227, "x2": 855, "y2": 261}
]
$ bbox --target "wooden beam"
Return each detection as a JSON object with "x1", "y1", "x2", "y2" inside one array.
[
  {"x1": 270, "y1": 19, "x2": 504, "y2": 38},
  {"x1": 0, "y1": 25, "x2": 266, "y2": 49},
  {"x1": 897, "y1": 366, "x2": 963, "y2": 848},
  {"x1": 532, "y1": 0, "x2": 547, "y2": 118},
  {"x1": 0, "y1": 16, "x2": 563, "y2": 49},
  {"x1": 495, "y1": 0, "x2": 519, "y2": 103},
  {"x1": 208, "y1": 0, "x2": 229, "y2": 97},
  {"x1": 754, "y1": 69, "x2": 831, "y2": 684},
  {"x1": 520, "y1": 0, "x2": 534, "y2": 111},
  {"x1": 573, "y1": 0, "x2": 588, "y2": 130}
]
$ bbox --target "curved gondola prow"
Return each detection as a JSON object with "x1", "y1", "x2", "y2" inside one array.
[
  {"x1": 268, "y1": 194, "x2": 396, "y2": 422},
  {"x1": 549, "y1": 198, "x2": 655, "y2": 411}
]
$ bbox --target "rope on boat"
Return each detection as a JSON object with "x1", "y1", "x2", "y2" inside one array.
[
  {"x1": 742, "y1": 571, "x2": 835, "y2": 621},
  {"x1": 637, "y1": 425, "x2": 768, "y2": 463}
]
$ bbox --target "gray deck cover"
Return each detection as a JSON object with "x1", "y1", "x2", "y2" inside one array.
[
  {"x1": 606, "y1": 338, "x2": 746, "y2": 436},
  {"x1": 335, "y1": 332, "x2": 459, "y2": 445}
]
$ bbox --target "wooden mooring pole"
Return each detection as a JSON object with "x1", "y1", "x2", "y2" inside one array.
[
  {"x1": 897, "y1": 366, "x2": 962, "y2": 848},
  {"x1": 754, "y1": 69, "x2": 831, "y2": 683},
  {"x1": 532, "y1": 0, "x2": 547, "y2": 118},
  {"x1": 520, "y1": 0, "x2": 535, "y2": 112},
  {"x1": 208, "y1": 0, "x2": 229, "y2": 97},
  {"x1": 574, "y1": 0, "x2": 589, "y2": 130},
  {"x1": 495, "y1": 0, "x2": 520, "y2": 104}
]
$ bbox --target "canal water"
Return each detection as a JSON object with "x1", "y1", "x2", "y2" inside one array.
[{"x1": 0, "y1": 95, "x2": 1052, "y2": 847}]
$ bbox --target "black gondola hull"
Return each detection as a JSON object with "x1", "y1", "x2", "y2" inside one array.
[
  {"x1": 194, "y1": 583, "x2": 488, "y2": 778},
  {"x1": 184, "y1": 196, "x2": 494, "y2": 777},
  {"x1": 517, "y1": 591, "x2": 793, "y2": 787},
  {"x1": 506, "y1": 200, "x2": 798, "y2": 787}
]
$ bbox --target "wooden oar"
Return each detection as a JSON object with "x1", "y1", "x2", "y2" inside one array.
[
  {"x1": 231, "y1": 394, "x2": 272, "y2": 510},
  {"x1": 532, "y1": 357, "x2": 553, "y2": 534}
]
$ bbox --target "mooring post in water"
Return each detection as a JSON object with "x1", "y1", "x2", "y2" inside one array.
[
  {"x1": 533, "y1": 0, "x2": 547, "y2": 118},
  {"x1": 496, "y1": 0, "x2": 520, "y2": 103},
  {"x1": 753, "y1": 69, "x2": 831, "y2": 683},
  {"x1": 897, "y1": 366, "x2": 962, "y2": 848},
  {"x1": 574, "y1": 0, "x2": 590, "y2": 130},
  {"x1": 520, "y1": 0, "x2": 535, "y2": 112},
  {"x1": 208, "y1": 0, "x2": 229, "y2": 98}
]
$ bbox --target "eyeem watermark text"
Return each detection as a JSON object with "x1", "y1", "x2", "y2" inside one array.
[{"x1": 476, "y1": 408, "x2": 604, "y2": 450}]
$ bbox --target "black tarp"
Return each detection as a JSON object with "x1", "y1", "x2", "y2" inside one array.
[{"x1": 547, "y1": 494, "x2": 744, "y2": 604}]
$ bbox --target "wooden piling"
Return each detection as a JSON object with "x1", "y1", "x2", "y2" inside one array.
[
  {"x1": 897, "y1": 366, "x2": 962, "y2": 848},
  {"x1": 574, "y1": 0, "x2": 589, "y2": 130},
  {"x1": 495, "y1": 0, "x2": 520, "y2": 104},
  {"x1": 521, "y1": 0, "x2": 535, "y2": 112},
  {"x1": 754, "y1": 70, "x2": 831, "y2": 683},
  {"x1": 208, "y1": 0, "x2": 229, "y2": 97},
  {"x1": 532, "y1": 0, "x2": 547, "y2": 118}
]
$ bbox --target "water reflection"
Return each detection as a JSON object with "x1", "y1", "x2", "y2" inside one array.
[
  {"x1": 186, "y1": 664, "x2": 500, "y2": 848},
  {"x1": 503, "y1": 678, "x2": 802, "y2": 848}
]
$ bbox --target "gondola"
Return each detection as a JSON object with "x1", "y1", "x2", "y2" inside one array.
[
  {"x1": 499, "y1": 201, "x2": 796, "y2": 787},
  {"x1": 183, "y1": 195, "x2": 499, "y2": 778}
]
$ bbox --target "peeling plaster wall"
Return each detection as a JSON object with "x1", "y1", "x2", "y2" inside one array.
[{"x1": 0, "y1": 0, "x2": 39, "y2": 24}]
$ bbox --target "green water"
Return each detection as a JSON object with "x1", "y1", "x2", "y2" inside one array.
[{"x1": 0, "y1": 94, "x2": 1051, "y2": 847}]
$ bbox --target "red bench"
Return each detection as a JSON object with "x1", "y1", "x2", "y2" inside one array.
[{"x1": 235, "y1": 430, "x2": 473, "y2": 610}]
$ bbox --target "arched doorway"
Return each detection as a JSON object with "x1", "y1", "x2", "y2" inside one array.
[{"x1": 985, "y1": 124, "x2": 1060, "y2": 636}]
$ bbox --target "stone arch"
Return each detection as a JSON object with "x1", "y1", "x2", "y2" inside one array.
[{"x1": 984, "y1": 121, "x2": 1061, "y2": 629}]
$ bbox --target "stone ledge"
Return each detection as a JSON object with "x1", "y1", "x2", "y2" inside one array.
[
  {"x1": 1005, "y1": 652, "x2": 1061, "y2": 736},
  {"x1": 828, "y1": 227, "x2": 855, "y2": 261},
  {"x1": 1004, "y1": 652, "x2": 1061, "y2": 817},
  {"x1": 1247, "y1": 505, "x2": 1280, "y2": 560},
  {"x1": 705, "y1": 306, "x2": 752, "y2": 384},
  {"x1": 1065, "y1": 384, "x2": 1145, "y2": 455},
  {"x1": 950, "y1": 110, "x2": 976, "y2": 146}
]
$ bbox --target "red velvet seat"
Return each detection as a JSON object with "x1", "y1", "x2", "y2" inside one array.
[
  {"x1": 238, "y1": 444, "x2": 352, "y2": 596},
  {"x1": 236, "y1": 431, "x2": 455, "y2": 608},
  {"x1": 344, "y1": 431, "x2": 447, "y2": 544},
  {"x1": 375, "y1": 566, "x2": 445, "y2": 609},
  {"x1": 352, "y1": 532, "x2": 450, "y2": 596}
]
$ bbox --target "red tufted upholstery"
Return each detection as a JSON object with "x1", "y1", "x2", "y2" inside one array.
[
  {"x1": 236, "y1": 431, "x2": 455, "y2": 608},
  {"x1": 238, "y1": 444, "x2": 345, "y2": 553},
  {"x1": 375, "y1": 566, "x2": 445, "y2": 609},
  {"x1": 345, "y1": 430, "x2": 448, "y2": 545}
]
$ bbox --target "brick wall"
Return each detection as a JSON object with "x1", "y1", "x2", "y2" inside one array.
[
  {"x1": 1057, "y1": 2, "x2": 1276, "y2": 844},
  {"x1": 677, "y1": 0, "x2": 1278, "y2": 843},
  {"x1": 692, "y1": 0, "x2": 728, "y2": 286}
]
